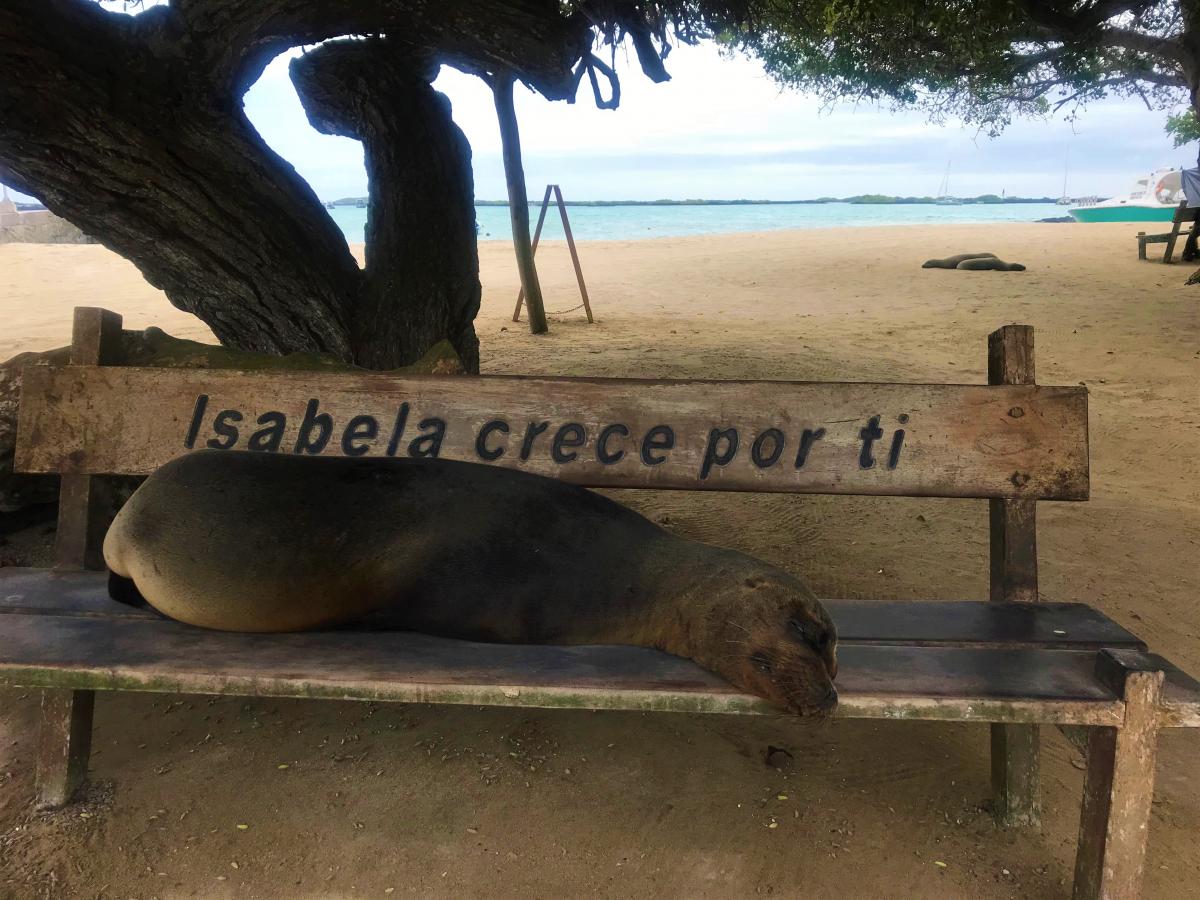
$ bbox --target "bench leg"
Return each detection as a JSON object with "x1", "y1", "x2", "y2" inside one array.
[
  {"x1": 1137, "y1": 233, "x2": 1147, "y2": 260},
  {"x1": 34, "y1": 688, "x2": 95, "y2": 809},
  {"x1": 1072, "y1": 669, "x2": 1163, "y2": 900},
  {"x1": 991, "y1": 723, "x2": 1041, "y2": 826}
]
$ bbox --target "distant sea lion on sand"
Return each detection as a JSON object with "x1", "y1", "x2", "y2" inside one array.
[
  {"x1": 921, "y1": 252, "x2": 997, "y2": 269},
  {"x1": 104, "y1": 451, "x2": 839, "y2": 716},
  {"x1": 955, "y1": 257, "x2": 1026, "y2": 271}
]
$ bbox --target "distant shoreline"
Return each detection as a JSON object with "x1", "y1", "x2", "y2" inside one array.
[{"x1": 327, "y1": 196, "x2": 1059, "y2": 208}]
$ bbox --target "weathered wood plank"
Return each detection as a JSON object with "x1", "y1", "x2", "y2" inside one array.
[
  {"x1": 54, "y1": 308, "x2": 124, "y2": 570},
  {"x1": 1073, "y1": 657, "x2": 1164, "y2": 899},
  {"x1": 0, "y1": 612, "x2": 1128, "y2": 724},
  {"x1": 0, "y1": 568, "x2": 1147, "y2": 650},
  {"x1": 15, "y1": 366, "x2": 1090, "y2": 499}
]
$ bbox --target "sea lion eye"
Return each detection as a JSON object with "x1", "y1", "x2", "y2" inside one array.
[
  {"x1": 751, "y1": 652, "x2": 773, "y2": 674},
  {"x1": 790, "y1": 618, "x2": 827, "y2": 649}
]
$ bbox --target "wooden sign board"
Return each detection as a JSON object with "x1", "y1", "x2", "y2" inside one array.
[{"x1": 16, "y1": 366, "x2": 1089, "y2": 500}]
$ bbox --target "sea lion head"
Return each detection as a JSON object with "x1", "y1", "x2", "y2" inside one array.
[{"x1": 697, "y1": 573, "x2": 838, "y2": 717}]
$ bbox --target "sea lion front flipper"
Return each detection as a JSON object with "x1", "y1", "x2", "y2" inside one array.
[{"x1": 108, "y1": 569, "x2": 149, "y2": 609}]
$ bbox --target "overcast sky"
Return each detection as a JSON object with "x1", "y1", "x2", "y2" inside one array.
[
  {"x1": 5, "y1": 35, "x2": 1191, "y2": 204},
  {"x1": 239, "y1": 41, "x2": 1188, "y2": 203}
]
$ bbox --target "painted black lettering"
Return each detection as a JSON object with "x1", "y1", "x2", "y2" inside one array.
[
  {"x1": 293, "y1": 399, "x2": 332, "y2": 455},
  {"x1": 476, "y1": 420, "x2": 510, "y2": 461},
  {"x1": 700, "y1": 427, "x2": 739, "y2": 480},
  {"x1": 519, "y1": 421, "x2": 550, "y2": 461},
  {"x1": 385, "y1": 403, "x2": 410, "y2": 457},
  {"x1": 408, "y1": 417, "x2": 446, "y2": 458},
  {"x1": 341, "y1": 414, "x2": 379, "y2": 456},
  {"x1": 887, "y1": 430, "x2": 906, "y2": 469},
  {"x1": 858, "y1": 415, "x2": 884, "y2": 469},
  {"x1": 247, "y1": 411, "x2": 286, "y2": 453},
  {"x1": 794, "y1": 427, "x2": 826, "y2": 468},
  {"x1": 184, "y1": 394, "x2": 209, "y2": 448},
  {"x1": 552, "y1": 423, "x2": 587, "y2": 463},
  {"x1": 206, "y1": 409, "x2": 243, "y2": 450},
  {"x1": 596, "y1": 424, "x2": 629, "y2": 465},
  {"x1": 641, "y1": 425, "x2": 675, "y2": 466},
  {"x1": 750, "y1": 428, "x2": 785, "y2": 469}
]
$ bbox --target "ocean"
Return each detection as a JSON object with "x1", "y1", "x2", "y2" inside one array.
[{"x1": 327, "y1": 201, "x2": 1065, "y2": 244}]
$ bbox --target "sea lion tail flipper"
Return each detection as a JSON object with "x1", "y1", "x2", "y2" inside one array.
[{"x1": 108, "y1": 570, "x2": 149, "y2": 609}]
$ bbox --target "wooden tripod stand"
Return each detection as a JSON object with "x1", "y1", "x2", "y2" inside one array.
[{"x1": 512, "y1": 184, "x2": 594, "y2": 323}]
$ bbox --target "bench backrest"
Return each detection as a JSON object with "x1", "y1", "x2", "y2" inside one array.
[
  {"x1": 14, "y1": 308, "x2": 1089, "y2": 595},
  {"x1": 16, "y1": 314, "x2": 1088, "y2": 502}
]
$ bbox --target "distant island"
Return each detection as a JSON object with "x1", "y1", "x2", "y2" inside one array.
[{"x1": 328, "y1": 195, "x2": 1058, "y2": 207}]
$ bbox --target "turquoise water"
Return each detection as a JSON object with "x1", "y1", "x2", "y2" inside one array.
[{"x1": 328, "y1": 201, "x2": 1063, "y2": 244}]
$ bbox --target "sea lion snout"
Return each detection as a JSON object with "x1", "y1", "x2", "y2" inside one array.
[{"x1": 701, "y1": 582, "x2": 839, "y2": 717}]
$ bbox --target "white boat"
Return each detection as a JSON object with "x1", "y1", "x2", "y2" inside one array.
[{"x1": 1069, "y1": 167, "x2": 1187, "y2": 222}]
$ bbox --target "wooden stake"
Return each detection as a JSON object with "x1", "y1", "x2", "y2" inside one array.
[
  {"x1": 493, "y1": 73, "x2": 547, "y2": 335},
  {"x1": 1073, "y1": 653, "x2": 1164, "y2": 899},
  {"x1": 35, "y1": 688, "x2": 95, "y2": 809},
  {"x1": 514, "y1": 184, "x2": 594, "y2": 324},
  {"x1": 987, "y1": 324, "x2": 1041, "y2": 827}
]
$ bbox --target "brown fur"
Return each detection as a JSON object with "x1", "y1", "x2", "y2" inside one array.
[{"x1": 105, "y1": 451, "x2": 838, "y2": 716}]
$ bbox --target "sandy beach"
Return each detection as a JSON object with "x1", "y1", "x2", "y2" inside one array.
[{"x1": 1, "y1": 221, "x2": 1198, "y2": 898}]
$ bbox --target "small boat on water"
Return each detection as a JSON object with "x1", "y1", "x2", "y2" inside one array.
[{"x1": 1069, "y1": 167, "x2": 1187, "y2": 222}]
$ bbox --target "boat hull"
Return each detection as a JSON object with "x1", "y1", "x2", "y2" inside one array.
[{"x1": 1069, "y1": 205, "x2": 1177, "y2": 223}]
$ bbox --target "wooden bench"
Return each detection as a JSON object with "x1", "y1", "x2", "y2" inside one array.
[
  {"x1": 1136, "y1": 200, "x2": 1200, "y2": 262},
  {"x1": 4, "y1": 306, "x2": 1199, "y2": 899}
]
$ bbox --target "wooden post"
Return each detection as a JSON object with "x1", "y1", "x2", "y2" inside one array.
[
  {"x1": 513, "y1": 184, "x2": 594, "y2": 324},
  {"x1": 35, "y1": 689, "x2": 95, "y2": 809},
  {"x1": 1162, "y1": 201, "x2": 1187, "y2": 264},
  {"x1": 512, "y1": 185, "x2": 553, "y2": 322},
  {"x1": 55, "y1": 307, "x2": 124, "y2": 571},
  {"x1": 37, "y1": 306, "x2": 121, "y2": 807},
  {"x1": 493, "y1": 73, "x2": 548, "y2": 335},
  {"x1": 988, "y1": 324, "x2": 1041, "y2": 827},
  {"x1": 1073, "y1": 652, "x2": 1164, "y2": 899}
]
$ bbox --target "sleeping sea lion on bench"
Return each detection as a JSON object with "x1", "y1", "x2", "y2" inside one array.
[{"x1": 104, "y1": 451, "x2": 838, "y2": 717}]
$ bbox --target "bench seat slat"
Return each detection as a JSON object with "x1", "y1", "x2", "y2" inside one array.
[
  {"x1": 0, "y1": 607, "x2": 1137, "y2": 726},
  {"x1": 0, "y1": 569, "x2": 1146, "y2": 650}
]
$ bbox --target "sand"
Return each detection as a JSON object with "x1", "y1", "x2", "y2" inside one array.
[{"x1": 1, "y1": 222, "x2": 1198, "y2": 899}]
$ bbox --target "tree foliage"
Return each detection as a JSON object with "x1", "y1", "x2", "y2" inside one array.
[
  {"x1": 1166, "y1": 108, "x2": 1200, "y2": 144},
  {"x1": 691, "y1": 1, "x2": 1198, "y2": 134}
]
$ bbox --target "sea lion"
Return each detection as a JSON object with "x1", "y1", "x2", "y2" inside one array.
[
  {"x1": 921, "y1": 252, "x2": 997, "y2": 269},
  {"x1": 955, "y1": 257, "x2": 1026, "y2": 271},
  {"x1": 104, "y1": 450, "x2": 838, "y2": 716}
]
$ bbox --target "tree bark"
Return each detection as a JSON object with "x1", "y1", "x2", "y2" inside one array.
[
  {"x1": 0, "y1": 1, "x2": 596, "y2": 368},
  {"x1": 0, "y1": 0, "x2": 360, "y2": 359},
  {"x1": 291, "y1": 42, "x2": 481, "y2": 371}
]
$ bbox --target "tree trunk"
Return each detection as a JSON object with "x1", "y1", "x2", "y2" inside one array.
[
  {"x1": 291, "y1": 42, "x2": 481, "y2": 371},
  {"x1": 0, "y1": 1, "x2": 594, "y2": 370},
  {"x1": 0, "y1": 1, "x2": 360, "y2": 359}
]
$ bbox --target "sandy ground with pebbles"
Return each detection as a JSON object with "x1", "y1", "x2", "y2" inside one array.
[{"x1": 1, "y1": 222, "x2": 1198, "y2": 899}]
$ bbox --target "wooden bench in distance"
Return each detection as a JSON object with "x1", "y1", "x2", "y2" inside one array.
[
  {"x1": 6, "y1": 306, "x2": 1199, "y2": 900},
  {"x1": 1136, "y1": 200, "x2": 1200, "y2": 262}
]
